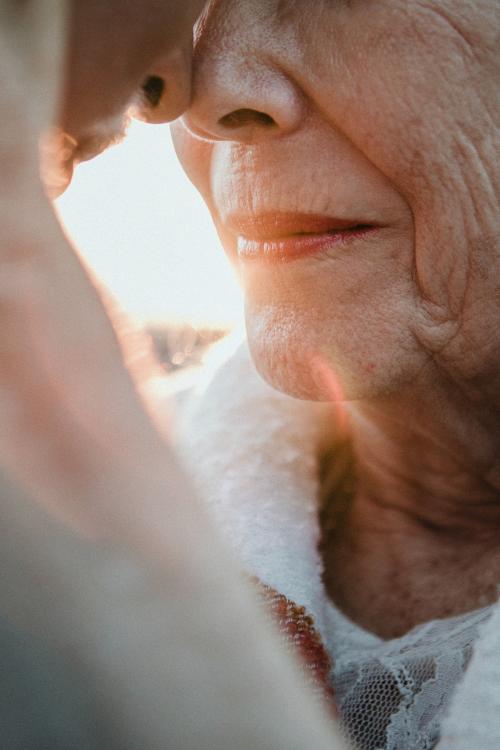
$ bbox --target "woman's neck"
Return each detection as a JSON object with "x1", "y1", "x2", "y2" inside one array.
[{"x1": 321, "y1": 368, "x2": 500, "y2": 639}]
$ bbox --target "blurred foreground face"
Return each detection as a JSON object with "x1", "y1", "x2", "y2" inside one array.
[
  {"x1": 174, "y1": 0, "x2": 499, "y2": 401},
  {"x1": 49, "y1": 0, "x2": 206, "y2": 192}
]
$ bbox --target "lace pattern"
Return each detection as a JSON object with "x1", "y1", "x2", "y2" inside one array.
[{"x1": 325, "y1": 604, "x2": 493, "y2": 750}]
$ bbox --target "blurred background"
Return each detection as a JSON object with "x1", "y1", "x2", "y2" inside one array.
[{"x1": 57, "y1": 120, "x2": 244, "y2": 373}]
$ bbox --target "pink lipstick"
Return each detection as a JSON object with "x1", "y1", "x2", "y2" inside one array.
[{"x1": 230, "y1": 212, "x2": 379, "y2": 264}]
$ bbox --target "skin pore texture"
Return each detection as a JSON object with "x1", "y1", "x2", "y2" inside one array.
[{"x1": 173, "y1": 0, "x2": 500, "y2": 638}]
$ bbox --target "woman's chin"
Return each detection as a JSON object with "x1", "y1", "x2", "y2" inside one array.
[
  {"x1": 245, "y1": 315, "x2": 362, "y2": 403},
  {"x1": 245, "y1": 304, "x2": 423, "y2": 405},
  {"x1": 247, "y1": 339, "x2": 397, "y2": 405}
]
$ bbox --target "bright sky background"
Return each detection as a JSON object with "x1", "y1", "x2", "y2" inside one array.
[{"x1": 57, "y1": 120, "x2": 243, "y2": 329}]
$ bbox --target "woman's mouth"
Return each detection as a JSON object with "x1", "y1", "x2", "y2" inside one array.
[{"x1": 228, "y1": 213, "x2": 380, "y2": 264}]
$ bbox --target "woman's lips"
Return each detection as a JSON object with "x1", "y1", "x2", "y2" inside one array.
[{"x1": 228, "y1": 212, "x2": 380, "y2": 263}]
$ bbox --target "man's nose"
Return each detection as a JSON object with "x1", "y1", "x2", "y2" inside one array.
[
  {"x1": 181, "y1": 39, "x2": 304, "y2": 143},
  {"x1": 135, "y1": 41, "x2": 194, "y2": 124}
]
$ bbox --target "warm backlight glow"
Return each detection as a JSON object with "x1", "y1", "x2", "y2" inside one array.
[{"x1": 57, "y1": 121, "x2": 243, "y2": 328}]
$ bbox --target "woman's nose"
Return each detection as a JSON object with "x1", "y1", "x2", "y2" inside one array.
[
  {"x1": 134, "y1": 41, "x2": 194, "y2": 124},
  {"x1": 182, "y1": 43, "x2": 304, "y2": 143}
]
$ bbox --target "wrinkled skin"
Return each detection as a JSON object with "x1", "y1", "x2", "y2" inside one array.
[{"x1": 173, "y1": 0, "x2": 500, "y2": 636}]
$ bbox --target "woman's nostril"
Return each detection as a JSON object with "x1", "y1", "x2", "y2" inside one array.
[{"x1": 218, "y1": 109, "x2": 276, "y2": 130}]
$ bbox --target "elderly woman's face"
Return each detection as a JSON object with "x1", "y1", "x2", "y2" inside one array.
[{"x1": 173, "y1": 0, "x2": 499, "y2": 401}]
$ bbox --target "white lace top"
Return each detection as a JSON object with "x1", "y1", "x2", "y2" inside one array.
[{"x1": 325, "y1": 603, "x2": 494, "y2": 750}]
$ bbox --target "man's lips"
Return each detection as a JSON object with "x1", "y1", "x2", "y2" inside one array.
[{"x1": 226, "y1": 212, "x2": 380, "y2": 263}]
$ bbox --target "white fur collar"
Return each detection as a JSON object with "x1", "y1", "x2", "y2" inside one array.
[
  {"x1": 173, "y1": 339, "x2": 500, "y2": 748},
  {"x1": 174, "y1": 339, "x2": 333, "y2": 642}
]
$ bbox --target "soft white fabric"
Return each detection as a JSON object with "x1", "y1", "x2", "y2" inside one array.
[
  {"x1": 174, "y1": 337, "x2": 333, "y2": 642},
  {"x1": 174, "y1": 340, "x2": 500, "y2": 750}
]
